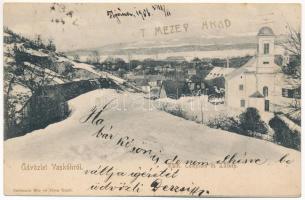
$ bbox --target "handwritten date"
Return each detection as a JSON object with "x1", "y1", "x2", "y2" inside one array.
[{"x1": 106, "y1": 4, "x2": 171, "y2": 23}]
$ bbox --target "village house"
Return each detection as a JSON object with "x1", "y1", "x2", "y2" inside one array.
[
  {"x1": 147, "y1": 75, "x2": 166, "y2": 87},
  {"x1": 133, "y1": 65, "x2": 146, "y2": 75},
  {"x1": 225, "y1": 26, "x2": 300, "y2": 113},
  {"x1": 126, "y1": 74, "x2": 166, "y2": 91},
  {"x1": 187, "y1": 67, "x2": 197, "y2": 76},
  {"x1": 133, "y1": 78, "x2": 150, "y2": 93},
  {"x1": 154, "y1": 65, "x2": 163, "y2": 72},
  {"x1": 205, "y1": 66, "x2": 235, "y2": 80},
  {"x1": 159, "y1": 80, "x2": 191, "y2": 99},
  {"x1": 187, "y1": 75, "x2": 205, "y2": 95}
]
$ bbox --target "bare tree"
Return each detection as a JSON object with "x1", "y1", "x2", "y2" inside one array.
[
  {"x1": 92, "y1": 50, "x2": 100, "y2": 64},
  {"x1": 4, "y1": 45, "x2": 57, "y2": 128},
  {"x1": 86, "y1": 50, "x2": 100, "y2": 64},
  {"x1": 47, "y1": 39, "x2": 56, "y2": 51},
  {"x1": 282, "y1": 24, "x2": 301, "y2": 57},
  {"x1": 280, "y1": 24, "x2": 301, "y2": 78},
  {"x1": 279, "y1": 24, "x2": 301, "y2": 120}
]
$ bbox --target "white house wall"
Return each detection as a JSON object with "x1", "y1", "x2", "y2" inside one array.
[
  {"x1": 226, "y1": 73, "x2": 256, "y2": 110},
  {"x1": 248, "y1": 98, "x2": 265, "y2": 112}
]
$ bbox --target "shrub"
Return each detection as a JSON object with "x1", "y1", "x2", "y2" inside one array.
[
  {"x1": 168, "y1": 106, "x2": 185, "y2": 118},
  {"x1": 239, "y1": 107, "x2": 268, "y2": 134},
  {"x1": 159, "y1": 103, "x2": 186, "y2": 118},
  {"x1": 207, "y1": 115, "x2": 239, "y2": 131},
  {"x1": 269, "y1": 116, "x2": 300, "y2": 150}
]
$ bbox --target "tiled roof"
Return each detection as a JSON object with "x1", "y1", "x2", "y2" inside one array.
[{"x1": 205, "y1": 67, "x2": 235, "y2": 80}]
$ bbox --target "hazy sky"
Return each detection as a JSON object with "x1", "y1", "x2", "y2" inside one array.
[{"x1": 4, "y1": 3, "x2": 301, "y2": 51}]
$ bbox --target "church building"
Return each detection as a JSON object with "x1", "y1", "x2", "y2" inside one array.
[{"x1": 225, "y1": 27, "x2": 281, "y2": 113}]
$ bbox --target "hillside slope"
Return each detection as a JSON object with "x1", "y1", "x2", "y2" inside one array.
[
  {"x1": 5, "y1": 89, "x2": 299, "y2": 162},
  {"x1": 3, "y1": 28, "x2": 112, "y2": 124}
]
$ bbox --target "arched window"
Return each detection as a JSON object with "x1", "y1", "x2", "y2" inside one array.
[{"x1": 263, "y1": 86, "x2": 268, "y2": 97}]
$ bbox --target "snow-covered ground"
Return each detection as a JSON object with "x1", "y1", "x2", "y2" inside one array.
[
  {"x1": 57, "y1": 56, "x2": 126, "y2": 85},
  {"x1": 155, "y1": 96, "x2": 276, "y2": 132},
  {"x1": 156, "y1": 95, "x2": 240, "y2": 124},
  {"x1": 5, "y1": 89, "x2": 299, "y2": 163}
]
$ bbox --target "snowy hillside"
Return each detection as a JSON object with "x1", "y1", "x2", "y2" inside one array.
[
  {"x1": 3, "y1": 28, "x2": 103, "y2": 83},
  {"x1": 4, "y1": 89, "x2": 299, "y2": 162},
  {"x1": 3, "y1": 28, "x2": 120, "y2": 123}
]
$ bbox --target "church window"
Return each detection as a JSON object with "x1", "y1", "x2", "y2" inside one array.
[
  {"x1": 264, "y1": 43, "x2": 270, "y2": 54},
  {"x1": 263, "y1": 61, "x2": 269, "y2": 64},
  {"x1": 240, "y1": 99, "x2": 245, "y2": 107},
  {"x1": 239, "y1": 84, "x2": 244, "y2": 91},
  {"x1": 263, "y1": 86, "x2": 268, "y2": 97}
]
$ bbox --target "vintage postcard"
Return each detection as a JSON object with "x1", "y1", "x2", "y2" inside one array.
[{"x1": 3, "y1": 2, "x2": 301, "y2": 197}]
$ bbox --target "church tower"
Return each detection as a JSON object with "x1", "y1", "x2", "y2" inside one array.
[{"x1": 256, "y1": 26, "x2": 275, "y2": 74}]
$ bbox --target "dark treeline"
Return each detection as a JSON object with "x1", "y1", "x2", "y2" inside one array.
[{"x1": 81, "y1": 54, "x2": 254, "y2": 78}]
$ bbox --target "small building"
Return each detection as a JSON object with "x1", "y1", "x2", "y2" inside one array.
[
  {"x1": 159, "y1": 80, "x2": 191, "y2": 99},
  {"x1": 133, "y1": 79, "x2": 150, "y2": 93},
  {"x1": 134, "y1": 65, "x2": 145, "y2": 75},
  {"x1": 278, "y1": 74, "x2": 301, "y2": 99},
  {"x1": 187, "y1": 67, "x2": 197, "y2": 76},
  {"x1": 148, "y1": 80, "x2": 161, "y2": 87},
  {"x1": 205, "y1": 67, "x2": 235, "y2": 80},
  {"x1": 154, "y1": 66, "x2": 163, "y2": 72},
  {"x1": 146, "y1": 75, "x2": 166, "y2": 87}
]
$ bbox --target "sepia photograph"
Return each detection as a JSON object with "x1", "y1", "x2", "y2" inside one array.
[{"x1": 2, "y1": 2, "x2": 302, "y2": 197}]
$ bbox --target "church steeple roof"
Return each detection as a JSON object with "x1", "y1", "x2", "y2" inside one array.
[{"x1": 257, "y1": 26, "x2": 275, "y2": 36}]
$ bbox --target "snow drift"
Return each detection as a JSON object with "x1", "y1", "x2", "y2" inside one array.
[{"x1": 4, "y1": 89, "x2": 300, "y2": 163}]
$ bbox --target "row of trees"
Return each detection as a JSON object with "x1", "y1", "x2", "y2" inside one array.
[{"x1": 4, "y1": 26, "x2": 56, "y2": 52}]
